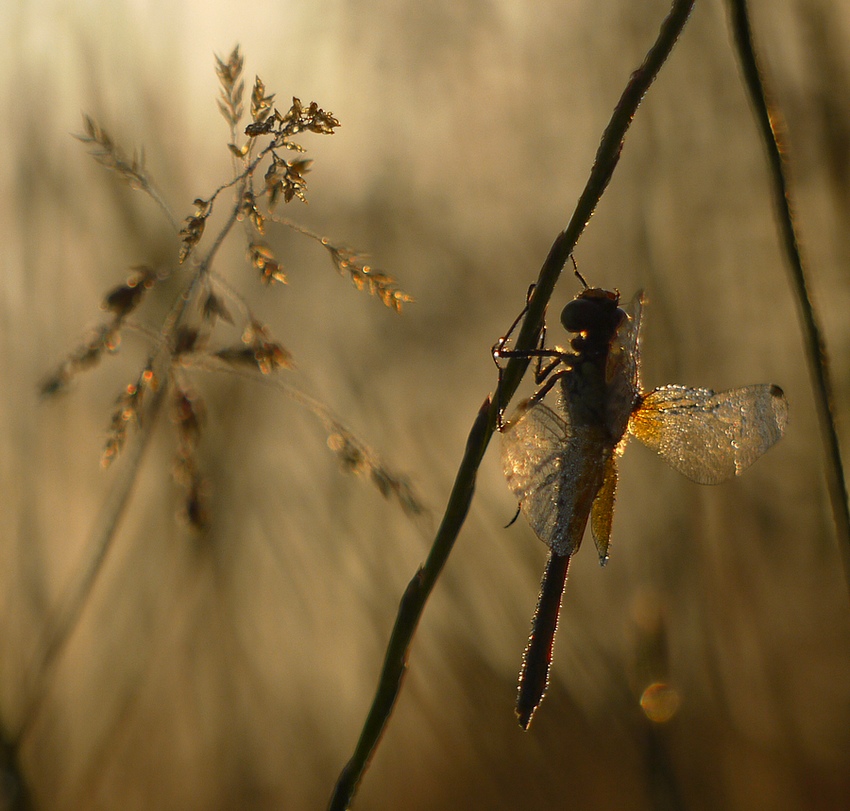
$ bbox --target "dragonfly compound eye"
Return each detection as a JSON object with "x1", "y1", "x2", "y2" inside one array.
[
  {"x1": 560, "y1": 297, "x2": 600, "y2": 333},
  {"x1": 560, "y1": 295, "x2": 625, "y2": 337}
]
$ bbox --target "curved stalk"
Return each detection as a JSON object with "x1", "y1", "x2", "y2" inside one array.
[{"x1": 327, "y1": 2, "x2": 696, "y2": 808}]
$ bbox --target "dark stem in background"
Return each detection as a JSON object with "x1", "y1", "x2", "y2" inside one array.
[
  {"x1": 0, "y1": 730, "x2": 32, "y2": 811},
  {"x1": 327, "y1": 2, "x2": 696, "y2": 808},
  {"x1": 726, "y1": 0, "x2": 850, "y2": 594}
]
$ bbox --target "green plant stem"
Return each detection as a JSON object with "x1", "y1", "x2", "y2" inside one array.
[
  {"x1": 327, "y1": 2, "x2": 695, "y2": 808},
  {"x1": 726, "y1": 0, "x2": 850, "y2": 594}
]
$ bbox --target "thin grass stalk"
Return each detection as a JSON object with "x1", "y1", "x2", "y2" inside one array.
[
  {"x1": 13, "y1": 387, "x2": 166, "y2": 747},
  {"x1": 15, "y1": 197, "x2": 240, "y2": 747},
  {"x1": 726, "y1": 0, "x2": 850, "y2": 595},
  {"x1": 327, "y1": 2, "x2": 696, "y2": 808}
]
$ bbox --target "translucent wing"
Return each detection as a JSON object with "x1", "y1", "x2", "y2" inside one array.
[
  {"x1": 590, "y1": 453, "x2": 618, "y2": 565},
  {"x1": 628, "y1": 384, "x2": 788, "y2": 484},
  {"x1": 501, "y1": 398, "x2": 603, "y2": 556},
  {"x1": 605, "y1": 290, "x2": 643, "y2": 441}
]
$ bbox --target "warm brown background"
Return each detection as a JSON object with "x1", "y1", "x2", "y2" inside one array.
[{"x1": 2, "y1": 0, "x2": 850, "y2": 809}]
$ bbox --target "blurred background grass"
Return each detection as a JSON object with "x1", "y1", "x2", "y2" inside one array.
[{"x1": 2, "y1": 0, "x2": 850, "y2": 808}]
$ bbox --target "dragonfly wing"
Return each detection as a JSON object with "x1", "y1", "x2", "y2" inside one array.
[
  {"x1": 629, "y1": 384, "x2": 788, "y2": 484},
  {"x1": 605, "y1": 290, "x2": 643, "y2": 440},
  {"x1": 501, "y1": 399, "x2": 600, "y2": 556},
  {"x1": 590, "y1": 453, "x2": 618, "y2": 565}
]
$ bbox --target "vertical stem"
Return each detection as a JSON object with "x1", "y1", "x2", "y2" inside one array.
[{"x1": 726, "y1": 0, "x2": 850, "y2": 595}]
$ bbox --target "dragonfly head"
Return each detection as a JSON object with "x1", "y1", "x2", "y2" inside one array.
[{"x1": 560, "y1": 287, "x2": 625, "y2": 339}]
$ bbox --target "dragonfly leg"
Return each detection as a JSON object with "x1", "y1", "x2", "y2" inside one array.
[
  {"x1": 526, "y1": 367, "x2": 569, "y2": 407},
  {"x1": 493, "y1": 282, "x2": 579, "y2": 430},
  {"x1": 517, "y1": 551, "x2": 571, "y2": 729},
  {"x1": 492, "y1": 284, "x2": 537, "y2": 369}
]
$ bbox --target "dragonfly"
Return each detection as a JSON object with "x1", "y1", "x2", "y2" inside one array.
[{"x1": 496, "y1": 282, "x2": 788, "y2": 729}]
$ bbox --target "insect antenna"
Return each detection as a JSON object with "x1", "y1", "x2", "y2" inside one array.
[{"x1": 570, "y1": 254, "x2": 588, "y2": 289}]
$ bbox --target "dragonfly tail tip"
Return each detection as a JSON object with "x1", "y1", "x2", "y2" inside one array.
[{"x1": 516, "y1": 704, "x2": 535, "y2": 730}]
